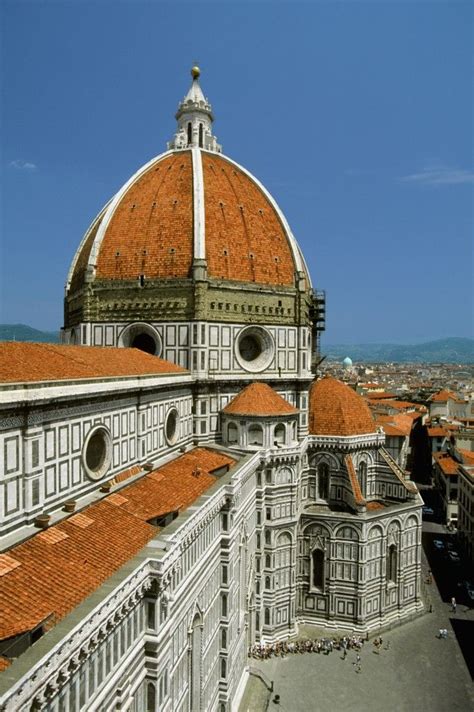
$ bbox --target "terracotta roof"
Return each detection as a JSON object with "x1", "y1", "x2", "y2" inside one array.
[
  {"x1": 309, "y1": 377, "x2": 376, "y2": 437},
  {"x1": 380, "y1": 400, "x2": 424, "y2": 411},
  {"x1": 366, "y1": 392, "x2": 398, "y2": 400},
  {"x1": 203, "y1": 153, "x2": 295, "y2": 284},
  {"x1": 366, "y1": 501, "x2": 385, "y2": 510},
  {"x1": 458, "y1": 448, "x2": 474, "y2": 465},
  {"x1": 69, "y1": 150, "x2": 297, "y2": 290},
  {"x1": 430, "y1": 389, "x2": 458, "y2": 403},
  {"x1": 0, "y1": 656, "x2": 11, "y2": 671},
  {"x1": 0, "y1": 343, "x2": 185, "y2": 383},
  {"x1": 433, "y1": 452, "x2": 459, "y2": 476},
  {"x1": 223, "y1": 383, "x2": 298, "y2": 417},
  {"x1": 427, "y1": 427, "x2": 448, "y2": 438},
  {"x1": 0, "y1": 448, "x2": 235, "y2": 642},
  {"x1": 376, "y1": 414, "x2": 413, "y2": 437},
  {"x1": 344, "y1": 455, "x2": 365, "y2": 506}
]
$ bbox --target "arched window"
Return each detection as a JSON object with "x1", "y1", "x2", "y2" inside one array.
[
  {"x1": 274, "y1": 423, "x2": 286, "y2": 445},
  {"x1": 187, "y1": 122, "x2": 192, "y2": 145},
  {"x1": 248, "y1": 424, "x2": 263, "y2": 446},
  {"x1": 264, "y1": 607, "x2": 270, "y2": 625},
  {"x1": 318, "y1": 463, "x2": 329, "y2": 500},
  {"x1": 387, "y1": 545, "x2": 397, "y2": 583},
  {"x1": 199, "y1": 123, "x2": 203, "y2": 147},
  {"x1": 265, "y1": 575, "x2": 271, "y2": 589},
  {"x1": 190, "y1": 614, "x2": 202, "y2": 712},
  {"x1": 227, "y1": 422, "x2": 238, "y2": 444},
  {"x1": 312, "y1": 549, "x2": 324, "y2": 589},
  {"x1": 359, "y1": 461, "x2": 367, "y2": 497},
  {"x1": 146, "y1": 682, "x2": 156, "y2": 712}
]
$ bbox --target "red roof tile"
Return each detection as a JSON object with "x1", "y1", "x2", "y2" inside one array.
[
  {"x1": 223, "y1": 383, "x2": 298, "y2": 417},
  {"x1": 309, "y1": 377, "x2": 376, "y2": 436},
  {"x1": 430, "y1": 389, "x2": 458, "y2": 403},
  {"x1": 70, "y1": 150, "x2": 298, "y2": 290},
  {"x1": 0, "y1": 448, "x2": 235, "y2": 641},
  {"x1": 0, "y1": 343, "x2": 185, "y2": 383},
  {"x1": 433, "y1": 452, "x2": 459, "y2": 476},
  {"x1": 344, "y1": 454, "x2": 365, "y2": 506}
]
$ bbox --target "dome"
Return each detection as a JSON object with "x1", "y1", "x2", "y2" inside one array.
[
  {"x1": 308, "y1": 376, "x2": 376, "y2": 436},
  {"x1": 67, "y1": 149, "x2": 307, "y2": 292},
  {"x1": 223, "y1": 382, "x2": 298, "y2": 417},
  {"x1": 343, "y1": 356, "x2": 353, "y2": 368}
]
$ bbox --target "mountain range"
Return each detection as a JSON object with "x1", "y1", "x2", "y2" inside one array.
[
  {"x1": 0, "y1": 325, "x2": 472, "y2": 364},
  {"x1": 323, "y1": 337, "x2": 474, "y2": 364}
]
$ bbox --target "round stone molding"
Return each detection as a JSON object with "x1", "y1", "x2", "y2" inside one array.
[
  {"x1": 235, "y1": 326, "x2": 274, "y2": 373},
  {"x1": 118, "y1": 322, "x2": 162, "y2": 356},
  {"x1": 164, "y1": 407, "x2": 179, "y2": 446},
  {"x1": 82, "y1": 426, "x2": 112, "y2": 481}
]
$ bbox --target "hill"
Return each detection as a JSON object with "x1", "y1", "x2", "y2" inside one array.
[
  {"x1": 0, "y1": 324, "x2": 60, "y2": 343},
  {"x1": 324, "y1": 337, "x2": 474, "y2": 364}
]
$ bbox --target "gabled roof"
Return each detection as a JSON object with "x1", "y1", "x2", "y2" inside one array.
[
  {"x1": 0, "y1": 448, "x2": 235, "y2": 642},
  {"x1": 0, "y1": 343, "x2": 186, "y2": 383},
  {"x1": 223, "y1": 383, "x2": 298, "y2": 417},
  {"x1": 309, "y1": 376, "x2": 376, "y2": 437}
]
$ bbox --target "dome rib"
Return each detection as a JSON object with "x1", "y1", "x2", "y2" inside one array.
[{"x1": 309, "y1": 376, "x2": 376, "y2": 437}]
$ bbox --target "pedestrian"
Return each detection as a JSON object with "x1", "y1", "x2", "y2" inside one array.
[{"x1": 451, "y1": 596, "x2": 456, "y2": 613}]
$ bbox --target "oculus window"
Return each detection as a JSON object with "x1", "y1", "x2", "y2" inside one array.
[
  {"x1": 235, "y1": 326, "x2": 274, "y2": 372},
  {"x1": 82, "y1": 426, "x2": 112, "y2": 481}
]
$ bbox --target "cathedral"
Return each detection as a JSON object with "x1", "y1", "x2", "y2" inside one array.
[{"x1": 0, "y1": 68, "x2": 423, "y2": 712}]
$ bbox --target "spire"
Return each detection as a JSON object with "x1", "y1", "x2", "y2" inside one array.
[{"x1": 168, "y1": 66, "x2": 222, "y2": 153}]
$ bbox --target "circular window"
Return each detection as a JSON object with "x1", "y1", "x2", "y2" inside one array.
[
  {"x1": 235, "y1": 327, "x2": 274, "y2": 372},
  {"x1": 82, "y1": 426, "x2": 112, "y2": 481},
  {"x1": 118, "y1": 322, "x2": 162, "y2": 356},
  {"x1": 164, "y1": 408, "x2": 179, "y2": 445},
  {"x1": 131, "y1": 332, "x2": 156, "y2": 354}
]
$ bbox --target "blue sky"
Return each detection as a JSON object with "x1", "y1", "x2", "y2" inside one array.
[{"x1": 2, "y1": 0, "x2": 473, "y2": 345}]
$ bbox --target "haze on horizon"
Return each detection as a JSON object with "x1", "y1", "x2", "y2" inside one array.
[{"x1": 2, "y1": 1, "x2": 473, "y2": 344}]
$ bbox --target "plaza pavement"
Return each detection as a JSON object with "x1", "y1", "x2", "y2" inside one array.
[{"x1": 239, "y1": 548, "x2": 473, "y2": 712}]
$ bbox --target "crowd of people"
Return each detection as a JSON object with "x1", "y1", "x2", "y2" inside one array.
[{"x1": 248, "y1": 634, "x2": 367, "y2": 659}]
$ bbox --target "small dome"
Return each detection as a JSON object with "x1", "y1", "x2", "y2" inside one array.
[
  {"x1": 343, "y1": 356, "x2": 353, "y2": 368},
  {"x1": 309, "y1": 376, "x2": 376, "y2": 436},
  {"x1": 223, "y1": 382, "x2": 298, "y2": 417}
]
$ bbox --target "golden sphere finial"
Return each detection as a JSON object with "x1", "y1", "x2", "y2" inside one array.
[{"x1": 191, "y1": 65, "x2": 200, "y2": 80}]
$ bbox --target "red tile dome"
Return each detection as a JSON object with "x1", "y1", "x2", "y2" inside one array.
[
  {"x1": 67, "y1": 149, "x2": 306, "y2": 293},
  {"x1": 309, "y1": 376, "x2": 376, "y2": 436}
]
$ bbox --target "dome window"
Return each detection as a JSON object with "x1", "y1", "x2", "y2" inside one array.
[
  {"x1": 248, "y1": 424, "x2": 263, "y2": 446},
  {"x1": 118, "y1": 322, "x2": 162, "y2": 356},
  {"x1": 227, "y1": 423, "x2": 238, "y2": 444},
  {"x1": 274, "y1": 424, "x2": 286, "y2": 446},
  {"x1": 235, "y1": 326, "x2": 274, "y2": 373},
  {"x1": 82, "y1": 426, "x2": 112, "y2": 481}
]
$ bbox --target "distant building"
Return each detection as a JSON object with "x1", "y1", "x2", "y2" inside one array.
[{"x1": 458, "y1": 462, "x2": 474, "y2": 563}]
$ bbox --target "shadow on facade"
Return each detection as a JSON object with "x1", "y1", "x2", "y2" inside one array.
[{"x1": 450, "y1": 618, "x2": 474, "y2": 680}]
